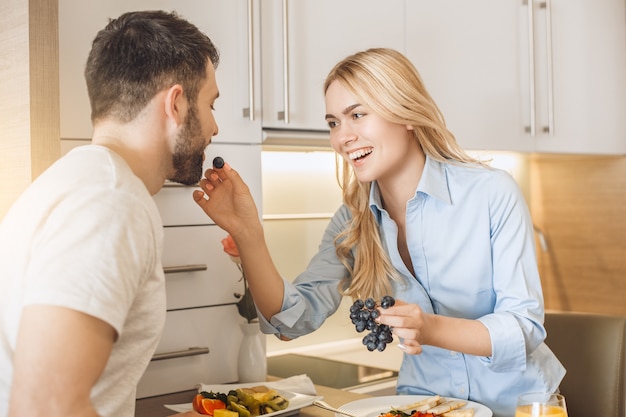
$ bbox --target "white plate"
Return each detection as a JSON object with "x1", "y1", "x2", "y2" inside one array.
[
  {"x1": 164, "y1": 385, "x2": 322, "y2": 416},
  {"x1": 338, "y1": 395, "x2": 492, "y2": 417}
]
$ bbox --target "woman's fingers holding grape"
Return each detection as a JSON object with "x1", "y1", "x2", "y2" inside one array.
[
  {"x1": 348, "y1": 296, "x2": 431, "y2": 354},
  {"x1": 374, "y1": 300, "x2": 428, "y2": 354},
  {"x1": 376, "y1": 300, "x2": 423, "y2": 327}
]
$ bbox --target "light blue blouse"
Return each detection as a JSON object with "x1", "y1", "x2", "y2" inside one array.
[{"x1": 259, "y1": 156, "x2": 565, "y2": 417}]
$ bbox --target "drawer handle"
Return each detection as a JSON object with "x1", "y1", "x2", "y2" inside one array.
[
  {"x1": 152, "y1": 347, "x2": 210, "y2": 361},
  {"x1": 163, "y1": 264, "x2": 208, "y2": 274},
  {"x1": 162, "y1": 181, "x2": 199, "y2": 188}
]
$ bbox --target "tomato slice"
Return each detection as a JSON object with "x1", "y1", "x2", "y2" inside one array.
[
  {"x1": 192, "y1": 394, "x2": 205, "y2": 413},
  {"x1": 200, "y1": 398, "x2": 227, "y2": 416}
]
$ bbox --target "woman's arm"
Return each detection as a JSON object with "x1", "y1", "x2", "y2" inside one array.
[{"x1": 193, "y1": 162, "x2": 285, "y2": 321}]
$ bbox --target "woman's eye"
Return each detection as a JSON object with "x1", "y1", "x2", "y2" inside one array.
[
  {"x1": 352, "y1": 112, "x2": 364, "y2": 120},
  {"x1": 327, "y1": 120, "x2": 338, "y2": 128}
]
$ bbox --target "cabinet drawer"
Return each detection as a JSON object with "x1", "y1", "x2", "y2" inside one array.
[
  {"x1": 154, "y1": 185, "x2": 212, "y2": 227},
  {"x1": 163, "y1": 226, "x2": 245, "y2": 310},
  {"x1": 136, "y1": 305, "x2": 243, "y2": 398}
]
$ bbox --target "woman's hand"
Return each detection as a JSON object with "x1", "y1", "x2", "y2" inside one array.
[
  {"x1": 377, "y1": 300, "x2": 493, "y2": 357},
  {"x1": 376, "y1": 299, "x2": 430, "y2": 355},
  {"x1": 193, "y1": 162, "x2": 261, "y2": 240}
]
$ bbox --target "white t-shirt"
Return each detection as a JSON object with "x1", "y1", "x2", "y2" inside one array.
[{"x1": 0, "y1": 145, "x2": 166, "y2": 417}]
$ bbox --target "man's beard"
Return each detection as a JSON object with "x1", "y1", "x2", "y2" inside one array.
[{"x1": 169, "y1": 105, "x2": 206, "y2": 186}]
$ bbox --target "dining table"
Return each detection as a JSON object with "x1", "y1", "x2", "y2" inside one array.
[{"x1": 134, "y1": 381, "x2": 370, "y2": 417}]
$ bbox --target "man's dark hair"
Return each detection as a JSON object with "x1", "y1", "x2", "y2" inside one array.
[{"x1": 85, "y1": 10, "x2": 219, "y2": 124}]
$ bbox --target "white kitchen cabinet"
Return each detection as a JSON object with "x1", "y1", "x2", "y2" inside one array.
[
  {"x1": 406, "y1": 0, "x2": 626, "y2": 155},
  {"x1": 136, "y1": 305, "x2": 242, "y2": 398},
  {"x1": 151, "y1": 142, "x2": 262, "y2": 393},
  {"x1": 151, "y1": 144, "x2": 262, "y2": 397},
  {"x1": 58, "y1": 0, "x2": 262, "y2": 143},
  {"x1": 525, "y1": 0, "x2": 626, "y2": 154},
  {"x1": 163, "y1": 226, "x2": 245, "y2": 311},
  {"x1": 260, "y1": 0, "x2": 406, "y2": 133},
  {"x1": 145, "y1": 143, "x2": 263, "y2": 397},
  {"x1": 60, "y1": 0, "x2": 407, "y2": 142},
  {"x1": 405, "y1": 1, "x2": 529, "y2": 152}
]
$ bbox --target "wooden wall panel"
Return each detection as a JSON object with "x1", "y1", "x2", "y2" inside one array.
[
  {"x1": 0, "y1": 0, "x2": 31, "y2": 220},
  {"x1": 0, "y1": 0, "x2": 60, "y2": 220},
  {"x1": 530, "y1": 154, "x2": 626, "y2": 315}
]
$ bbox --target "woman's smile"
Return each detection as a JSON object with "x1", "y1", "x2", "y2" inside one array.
[{"x1": 348, "y1": 147, "x2": 373, "y2": 162}]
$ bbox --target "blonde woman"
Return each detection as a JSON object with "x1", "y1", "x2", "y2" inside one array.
[{"x1": 194, "y1": 48, "x2": 564, "y2": 417}]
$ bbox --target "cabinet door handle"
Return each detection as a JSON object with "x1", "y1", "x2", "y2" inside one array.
[
  {"x1": 278, "y1": 0, "x2": 291, "y2": 123},
  {"x1": 163, "y1": 264, "x2": 208, "y2": 274},
  {"x1": 543, "y1": 0, "x2": 554, "y2": 135},
  {"x1": 525, "y1": 0, "x2": 537, "y2": 136},
  {"x1": 151, "y1": 347, "x2": 210, "y2": 361},
  {"x1": 244, "y1": 0, "x2": 255, "y2": 121}
]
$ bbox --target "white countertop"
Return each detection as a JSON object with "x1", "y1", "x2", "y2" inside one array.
[{"x1": 266, "y1": 336, "x2": 403, "y2": 372}]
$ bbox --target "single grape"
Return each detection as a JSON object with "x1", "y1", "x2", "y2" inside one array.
[
  {"x1": 355, "y1": 321, "x2": 366, "y2": 333},
  {"x1": 212, "y1": 156, "x2": 225, "y2": 169},
  {"x1": 381, "y1": 295, "x2": 396, "y2": 309}
]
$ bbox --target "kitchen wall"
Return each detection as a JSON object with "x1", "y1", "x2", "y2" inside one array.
[{"x1": 261, "y1": 149, "x2": 356, "y2": 354}]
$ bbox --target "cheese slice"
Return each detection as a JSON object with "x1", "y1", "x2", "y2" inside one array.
[
  {"x1": 427, "y1": 400, "x2": 467, "y2": 415},
  {"x1": 443, "y1": 408, "x2": 475, "y2": 417},
  {"x1": 397, "y1": 395, "x2": 442, "y2": 413}
]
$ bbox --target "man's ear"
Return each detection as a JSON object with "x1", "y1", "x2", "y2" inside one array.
[{"x1": 164, "y1": 84, "x2": 187, "y2": 126}]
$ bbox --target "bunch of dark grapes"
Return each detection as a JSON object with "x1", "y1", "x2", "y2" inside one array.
[{"x1": 349, "y1": 295, "x2": 395, "y2": 352}]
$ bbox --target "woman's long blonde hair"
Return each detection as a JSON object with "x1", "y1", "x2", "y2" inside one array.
[{"x1": 324, "y1": 48, "x2": 481, "y2": 300}]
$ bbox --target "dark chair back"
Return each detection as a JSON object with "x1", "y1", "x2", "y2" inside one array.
[{"x1": 544, "y1": 311, "x2": 626, "y2": 417}]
